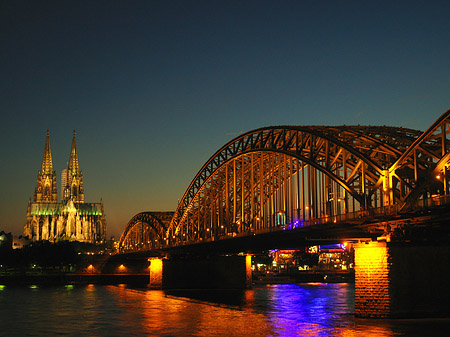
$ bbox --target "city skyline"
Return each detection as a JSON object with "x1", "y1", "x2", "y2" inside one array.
[{"x1": 1, "y1": 0, "x2": 449, "y2": 238}]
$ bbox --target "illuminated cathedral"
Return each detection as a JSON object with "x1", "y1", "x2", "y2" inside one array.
[{"x1": 24, "y1": 130, "x2": 106, "y2": 243}]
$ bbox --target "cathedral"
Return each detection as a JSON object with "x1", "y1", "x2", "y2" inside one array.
[{"x1": 24, "y1": 130, "x2": 106, "y2": 243}]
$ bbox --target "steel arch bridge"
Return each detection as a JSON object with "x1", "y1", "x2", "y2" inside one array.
[
  {"x1": 119, "y1": 109, "x2": 450, "y2": 252},
  {"x1": 118, "y1": 211, "x2": 174, "y2": 251}
]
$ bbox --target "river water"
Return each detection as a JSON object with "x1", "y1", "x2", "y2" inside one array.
[{"x1": 1, "y1": 283, "x2": 449, "y2": 336}]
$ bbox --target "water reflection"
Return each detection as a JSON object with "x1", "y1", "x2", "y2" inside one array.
[
  {"x1": 112, "y1": 286, "x2": 272, "y2": 336},
  {"x1": 165, "y1": 288, "x2": 251, "y2": 307},
  {"x1": 1, "y1": 283, "x2": 450, "y2": 336},
  {"x1": 266, "y1": 284, "x2": 354, "y2": 335}
]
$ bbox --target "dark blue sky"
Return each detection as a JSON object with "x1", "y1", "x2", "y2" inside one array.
[{"x1": 1, "y1": 0, "x2": 449, "y2": 237}]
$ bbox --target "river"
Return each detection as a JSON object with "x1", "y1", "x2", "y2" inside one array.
[{"x1": 1, "y1": 283, "x2": 449, "y2": 336}]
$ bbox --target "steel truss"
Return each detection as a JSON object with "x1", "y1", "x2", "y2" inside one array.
[
  {"x1": 120, "y1": 109, "x2": 450, "y2": 250},
  {"x1": 390, "y1": 109, "x2": 450, "y2": 209}
]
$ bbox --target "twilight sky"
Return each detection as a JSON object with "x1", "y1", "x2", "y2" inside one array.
[{"x1": 1, "y1": 0, "x2": 449, "y2": 238}]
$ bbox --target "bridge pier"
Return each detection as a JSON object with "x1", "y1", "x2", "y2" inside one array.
[
  {"x1": 354, "y1": 240, "x2": 450, "y2": 318},
  {"x1": 149, "y1": 257, "x2": 163, "y2": 288},
  {"x1": 150, "y1": 255, "x2": 252, "y2": 289}
]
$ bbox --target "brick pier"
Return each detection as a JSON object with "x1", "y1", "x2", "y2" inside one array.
[{"x1": 354, "y1": 241, "x2": 450, "y2": 318}]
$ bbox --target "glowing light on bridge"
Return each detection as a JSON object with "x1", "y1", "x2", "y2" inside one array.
[{"x1": 87, "y1": 264, "x2": 95, "y2": 273}]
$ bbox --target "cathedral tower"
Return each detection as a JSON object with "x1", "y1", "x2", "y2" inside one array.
[
  {"x1": 62, "y1": 130, "x2": 84, "y2": 203},
  {"x1": 34, "y1": 130, "x2": 57, "y2": 203}
]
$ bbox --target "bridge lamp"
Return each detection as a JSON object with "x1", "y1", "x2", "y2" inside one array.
[
  {"x1": 436, "y1": 175, "x2": 441, "y2": 180},
  {"x1": 206, "y1": 228, "x2": 210, "y2": 232},
  {"x1": 220, "y1": 225, "x2": 224, "y2": 229}
]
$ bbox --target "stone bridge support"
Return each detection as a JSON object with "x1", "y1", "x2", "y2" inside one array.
[
  {"x1": 149, "y1": 255, "x2": 252, "y2": 289},
  {"x1": 354, "y1": 241, "x2": 450, "y2": 318}
]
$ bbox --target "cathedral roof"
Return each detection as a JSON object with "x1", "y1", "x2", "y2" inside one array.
[{"x1": 29, "y1": 202, "x2": 103, "y2": 216}]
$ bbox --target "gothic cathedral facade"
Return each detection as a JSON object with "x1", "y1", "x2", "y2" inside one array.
[{"x1": 24, "y1": 130, "x2": 106, "y2": 243}]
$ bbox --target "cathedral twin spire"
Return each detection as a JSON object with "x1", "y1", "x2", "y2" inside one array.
[
  {"x1": 35, "y1": 130, "x2": 84, "y2": 204},
  {"x1": 26, "y1": 130, "x2": 106, "y2": 243}
]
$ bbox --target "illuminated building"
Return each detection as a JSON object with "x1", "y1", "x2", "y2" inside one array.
[
  {"x1": 23, "y1": 130, "x2": 106, "y2": 243},
  {"x1": 317, "y1": 244, "x2": 354, "y2": 270}
]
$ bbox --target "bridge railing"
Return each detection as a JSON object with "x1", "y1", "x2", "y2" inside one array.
[
  {"x1": 416, "y1": 194, "x2": 450, "y2": 209},
  {"x1": 119, "y1": 193, "x2": 450, "y2": 252},
  {"x1": 170, "y1": 194, "x2": 450, "y2": 247}
]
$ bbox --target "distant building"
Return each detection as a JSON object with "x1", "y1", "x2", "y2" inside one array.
[
  {"x1": 23, "y1": 130, "x2": 106, "y2": 243},
  {"x1": 12, "y1": 235, "x2": 31, "y2": 249},
  {"x1": 0, "y1": 231, "x2": 12, "y2": 249}
]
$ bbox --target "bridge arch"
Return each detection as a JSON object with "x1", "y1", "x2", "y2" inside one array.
[
  {"x1": 119, "y1": 211, "x2": 173, "y2": 252},
  {"x1": 117, "y1": 108, "x2": 450, "y2": 251},
  {"x1": 166, "y1": 125, "x2": 423, "y2": 244}
]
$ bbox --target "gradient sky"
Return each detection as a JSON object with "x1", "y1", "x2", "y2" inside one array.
[{"x1": 1, "y1": 0, "x2": 449, "y2": 238}]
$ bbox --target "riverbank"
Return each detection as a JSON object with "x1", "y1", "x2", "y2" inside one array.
[{"x1": 0, "y1": 273, "x2": 150, "y2": 286}]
